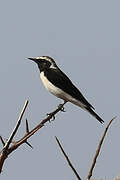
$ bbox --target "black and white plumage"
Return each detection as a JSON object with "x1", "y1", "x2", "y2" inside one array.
[{"x1": 28, "y1": 56, "x2": 104, "y2": 124}]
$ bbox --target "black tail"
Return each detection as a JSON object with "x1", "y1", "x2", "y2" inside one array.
[{"x1": 86, "y1": 107, "x2": 104, "y2": 124}]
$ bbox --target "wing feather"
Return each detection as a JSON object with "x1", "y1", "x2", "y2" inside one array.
[{"x1": 44, "y1": 68, "x2": 94, "y2": 109}]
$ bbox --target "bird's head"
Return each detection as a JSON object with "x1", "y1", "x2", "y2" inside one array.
[{"x1": 28, "y1": 56, "x2": 57, "y2": 72}]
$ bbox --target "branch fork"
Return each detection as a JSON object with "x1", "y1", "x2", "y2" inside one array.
[
  {"x1": 0, "y1": 100, "x2": 66, "y2": 173},
  {"x1": 0, "y1": 99, "x2": 117, "y2": 180}
]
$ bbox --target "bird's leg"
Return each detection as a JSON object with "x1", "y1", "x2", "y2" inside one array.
[
  {"x1": 47, "y1": 101, "x2": 67, "y2": 122},
  {"x1": 58, "y1": 100, "x2": 67, "y2": 112}
]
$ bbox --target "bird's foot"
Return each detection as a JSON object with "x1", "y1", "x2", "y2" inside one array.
[
  {"x1": 46, "y1": 101, "x2": 67, "y2": 122},
  {"x1": 47, "y1": 112, "x2": 55, "y2": 122}
]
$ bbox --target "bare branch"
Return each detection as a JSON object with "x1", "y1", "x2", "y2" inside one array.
[
  {"x1": 7, "y1": 101, "x2": 67, "y2": 154},
  {"x1": 0, "y1": 100, "x2": 29, "y2": 173},
  {"x1": 87, "y1": 116, "x2": 117, "y2": 180},
  {"x1": 55, "y1": 136, "x2": 82, "y2": 180},
  {"x1": 0, "y1": 98, "x2": 118, "y2": 179},
  {"x1": 4, "y1": 100, "x2": 29, "y2": 150},
  {"x1": 0, "y1": 101, "x2": 66, "y2": 173}
]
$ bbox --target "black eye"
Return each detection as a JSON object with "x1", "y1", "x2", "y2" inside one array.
[{"x1": 40, "y1": 59, "x2": 45, "y2": 63}]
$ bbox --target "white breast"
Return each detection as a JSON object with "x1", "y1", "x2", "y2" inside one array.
[
  {"x1": 40, "y1": 71, "x2": 63, "y2": 97},
  {"x1": 40, "y1": 71, "x2": 86, "y2": 108}
]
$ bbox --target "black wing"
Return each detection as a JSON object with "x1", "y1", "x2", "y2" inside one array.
[{"x1": 45, "y1": 68, "x2": 94, "y2": 109}]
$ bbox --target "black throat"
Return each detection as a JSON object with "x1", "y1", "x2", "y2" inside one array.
[{"x1": 37, "y1": 61, "x2": 51, "y2": 73}]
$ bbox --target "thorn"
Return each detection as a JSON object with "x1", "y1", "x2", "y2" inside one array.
[
  {"x1": 26, "y1": 119, "x2": 29, "y2": 133},
  {"x1": 0, "y1": 136, "x2": 5, "y2": 146},
  {"x1": 25, "y1": 141, "x2": 33, "y2": 149}
]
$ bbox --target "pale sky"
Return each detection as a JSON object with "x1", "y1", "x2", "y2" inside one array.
[{"x1": 0, "y1": 0, "x2": 120, "y2": 179}]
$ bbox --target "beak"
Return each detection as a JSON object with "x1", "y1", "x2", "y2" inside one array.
[{"x1": 27, "y1": 57, "x2": 36, "y2": 61}]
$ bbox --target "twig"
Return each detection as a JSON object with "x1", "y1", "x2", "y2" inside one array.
[
  {"x1": 4, "y1": 100, "x2": 29, "y2": 150},
  {"x1": 7, "y1": 101, "x2": 66, "y2": 154},
  {"x1": 87, "y1": 116, "x2": 117, "y2": 180},
  {"x1": 0, "y1": 101, "x2": 66, "y2": 173},
  {"x1": 0, "y1": 100, "x2": 29, "y2": 173},
  {"x1": 55, "y1": 136, "x2": 82, "y2": 180}
]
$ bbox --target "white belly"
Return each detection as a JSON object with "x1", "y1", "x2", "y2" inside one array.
[{"x1": 40, "y1": 71, "x2": 86, "y2": 108}]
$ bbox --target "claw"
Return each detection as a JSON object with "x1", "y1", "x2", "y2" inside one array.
[
  {"x1": 47, "y1": 113, "x2": 55, "y2": 122},
  {"x1": 46, "y1": 102, "x2": 66, "y2": 122},
  {"x1": 61, "y1": 107, "x2": 66, "y2": 112}
]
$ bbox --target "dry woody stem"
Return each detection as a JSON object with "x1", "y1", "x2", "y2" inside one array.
[
  {"x1": 87, "y1": 116, "x2": 116, "y2": 180},
  {"x1": 55, "y1": 136, "x2": 82, "y2": 180},
  {"x1": 0, "y1": 99, "x2": 117, "y2": 179},
  {"x1": 0, "y1": 100, "x2": 66, "y2": 173}
]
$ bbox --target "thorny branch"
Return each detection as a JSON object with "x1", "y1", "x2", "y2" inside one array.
[
  {"x1": 0, "y1": 100, "x2": 66, "y2": 173},
  {"x1": 55, "y1": 136, "x2": 81, "y2": 180},
  {"x1": 0, "y1": 99, "x2": 117, "y2": 179},
  {"x1": 87, "y1": 116, "x2": 117, "y2": 180}
]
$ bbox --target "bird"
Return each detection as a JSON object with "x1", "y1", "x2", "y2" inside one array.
[{"x1": 28, "y1": 56, "x2": 104, "y2": 124}]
